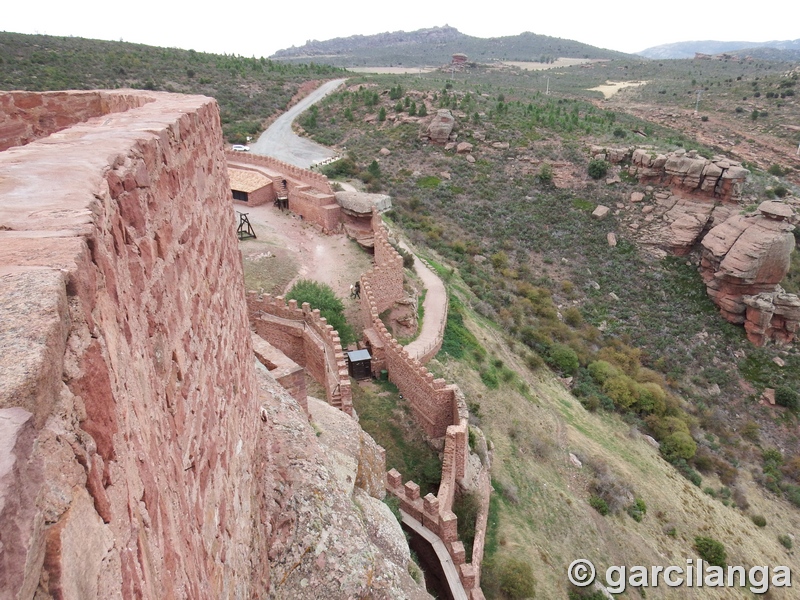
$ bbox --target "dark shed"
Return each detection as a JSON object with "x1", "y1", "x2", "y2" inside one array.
[{"x1": 347, "y1": 349, "x2": 372, "y2": 379}]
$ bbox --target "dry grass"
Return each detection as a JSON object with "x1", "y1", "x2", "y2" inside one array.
[{"x1": 445, "y1": 298, "x2": 800, "y2": 599}]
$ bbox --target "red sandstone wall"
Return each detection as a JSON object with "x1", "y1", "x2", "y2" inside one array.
[
  {"x1": 248, "y1": 293, "x2": 353, "y2": 415},
  {"x1": 290, "y1": 188, "x2": 342, "y2": 232},
  {"x1": 0, "y1": 90, "x2": 152, "y2": 151},
  {"x1": 226, "y1": 152, "x2": 342, "y2": 230},
  {"x1": 357, "y1": 211, "x2": 482, "y2": 597},
  {"x1": 0, "y1": 91, "x2": 268, "y2": 598}
]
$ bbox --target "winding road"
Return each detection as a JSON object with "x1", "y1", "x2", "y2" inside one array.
[
  {"x1": 250, "y1": 78, "x2": 346, "y2": 168},
  {"x1": 254, "y1": 78, "x2": 448, "y2": 363}
]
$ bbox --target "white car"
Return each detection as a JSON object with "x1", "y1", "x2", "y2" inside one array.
[{"x1": 231, "y1": 144, "x2": 250, "y2": 152}]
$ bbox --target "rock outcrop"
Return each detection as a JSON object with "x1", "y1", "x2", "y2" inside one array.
[
  {"x1": 424, "y1": 109, "x2": 456, "y2": 144},
  {"x1": 590, "y1": 146, "x2": 749, "y2": 203},
  {"x1": 700, "y1": 201, "x2": 800, "y2": 345}
]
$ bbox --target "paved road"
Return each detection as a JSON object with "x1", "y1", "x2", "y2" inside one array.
[{"x1": 250, "y1": 78, "x2": 347, "y2": 168}]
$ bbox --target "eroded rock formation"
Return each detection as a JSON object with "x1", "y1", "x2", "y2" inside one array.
[
  {"x1": 700, "y1": 201, "x2": 800, "y2": 345},
  {"x1": 590, "y1": 145, "x2": 749, "y2": 203}
]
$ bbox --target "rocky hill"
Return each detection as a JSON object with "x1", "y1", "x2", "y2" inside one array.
[
  {"x1": 638, "y1": 38, "x2": 800, "y2": 59},
  {"x1": 270, "y1": 26, "x2": 631, "y2": 67}
]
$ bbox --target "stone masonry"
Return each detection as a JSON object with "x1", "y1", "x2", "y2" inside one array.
[
  {"x1": 359, "y1": 210, "x2": 487, "y2": 599},
  {"x1": 227, "y1": 152, "x2": 342, "y2": 232},
  {"x1": 0, "y1": 89, "x2": 425, "y2": 599},
  {"x1": 0, "y1": 90, "x2": 266, "y2": 598}
]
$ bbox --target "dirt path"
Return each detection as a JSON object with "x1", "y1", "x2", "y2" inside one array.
[{"x1": 397, "y1": 239, "x2": 447, "y2": 362}]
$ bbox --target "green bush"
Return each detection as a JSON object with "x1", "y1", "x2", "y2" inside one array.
[
  {"x1": 496, "y1": 557, "x2": 536, "y2": 599},
  {"x1": 775, "y1": 385, "x2": 799, "y2": 410},
  {"x1": 589, "y1": 495, "x2": 609, "y2": 515},
  {"x1": 661, "y1": 431, "x2": 697, "y2": 461},
  {"x1": 694, "y1": 536, "x2": 727, "y2": 568},
  {"x1": 778, "y1": 534, "x2": 793, "y2": 550},
  {"x1": 768, "y1": 164, "x2": 786, "y2": 176},
  {"x1": 751, "y1": 515, "x2": 767, "y2": 527},
  {"x1": 547, "y1": 343, "x2": 579, "y2": 376},
  {"x1": 774, "y1": 185, "x2": 789, "y2": 198},
  {"x1": 286, "y1": 279, "x2": 356, "y2": 346},
  {"x1": 627, "y1": 498, "x2": 647, "y2": 522},
  {"x1": 588, "y1": 158, "x2": 609, "y2": 180},
  {"x1": 537, "y1": 163, "x2": 554, "y2": 185}
]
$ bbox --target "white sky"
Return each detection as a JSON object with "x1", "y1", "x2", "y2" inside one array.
[{"x1": 4, "y1": 0, "x2": 797, "y2": 58}]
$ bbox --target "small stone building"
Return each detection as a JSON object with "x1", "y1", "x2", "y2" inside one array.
[{"x1": 228, "y1": 168, "x2": 273, "y2": 205}]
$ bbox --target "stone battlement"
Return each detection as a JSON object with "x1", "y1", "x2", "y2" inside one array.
[
  {"x1": 247, "y1": 292, "x2": 353, "y2": 415},
  {"x1": 357, "y1": 209, "x2": 483, "y2": 597}
]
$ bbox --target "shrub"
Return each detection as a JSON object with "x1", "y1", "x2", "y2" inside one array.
[
  {"x1": 547, "y1": 343, "x2": 579, "y2": 375},
  {"x1": 751, "y1": 515, "x2": 767, "y2": 527},
  {"x1": 603, "y1": 374, "x2": 638, "y2": 409},
  {"x1": 537, "y1": 163, "x2": 554, "y2": 185},
  {"x1": 587, "y1": 360, "x2": 622, "y2": 384},
  {"x1": 589, "y1": 495, "x2": 609, "y2": 515},
  {"x1": 661, "y1": 431, "x2": 697, "y2": 461},
  {"x1": 778, "y1": 534, "x2": 793, "y2": 550},
  {"x1": 627, "y1": 498, "x2": 647, "y2": 522},
  {"x1": 768, "y1": 164, "x2": 786, "y2": 176},
  {"x1": 286, "y1": 279, "x2": 356, "y2": 346},
  {"x1": 563, "y1": 306, "x2": 583, "y2": 327},
  {"x1": 694, "y1": 536, "x2": 727, "y2": 568},
  {"x1": 588, "y1": 158, "x2": 609, "y2": 180},
  {"x1": 495, "y1": 557, "x2": 536, "y2": 599},
  {"x1": 774, "y1": 185, "x2": 789, "y2": 198},
  {"x1": 378, "y1": 106, "x2": 386, "y2": 122},
  {"x1": 775, "y1": 385, "x2": 799, "y2": 410}
]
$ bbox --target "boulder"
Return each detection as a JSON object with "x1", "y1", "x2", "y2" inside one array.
[
  {"x1": 592, "y1": 205, "x2": 611, "y2": 220},
  {"x1": 426, "y1": 109, "x2": 455, "y2": 144},
  {"x1": 700, "y1": 202, "x2": 799, "y2": 345},
  {"x1": 456, "y1": 141, "x2": 473, "y2": 154}
]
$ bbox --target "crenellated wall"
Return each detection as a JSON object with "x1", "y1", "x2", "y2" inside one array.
[
  {"x1": 357, "y1": 209, "x2": 484, "y2": 598},
  {"x1": 247, "y1": 292, "x2": 353, "y2": 415},
  {"x1": 0, "y1": 90, "x2": 269, "y2": 598}
]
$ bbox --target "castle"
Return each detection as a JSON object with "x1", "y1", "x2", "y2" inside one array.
[{"x1": 0, "y1": 89, "x2": 487, "y2": 598}]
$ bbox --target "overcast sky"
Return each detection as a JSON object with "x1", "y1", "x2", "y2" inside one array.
[{"x1": 4, "y1": 0, "x2": 797, "y2": 58}]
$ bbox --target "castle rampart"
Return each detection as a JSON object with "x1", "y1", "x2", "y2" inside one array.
[
  {"x1": 356, "y1": 209, "x2": 484, "y2": 598},
  {"x1": 247, "y1": 293, "x2": 353, "y2": 415},
  {"x1": 0, "y1": 90, "x2": 268, "y2": 597},
  {"x1": 226, "y1": 152, "x2": 342, "y2": 232}
]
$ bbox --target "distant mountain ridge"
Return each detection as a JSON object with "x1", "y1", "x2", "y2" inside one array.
[
  {"x1": 270, "y1": 25, "x2": 631, "y2": 67},
  {"x1": 638, "y1": 39, "x2": 800, "y2": 59}
]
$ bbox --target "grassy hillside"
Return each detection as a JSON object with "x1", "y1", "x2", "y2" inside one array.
[
  {"x1": 0, "y1": 31, "x2": 345, "y2": 143},
  {"x1": 429, "y1": 278, "x2": 800, "y2": 598},
  {"x1": 301, "y1": 70, "x2": 800, "y2": 596}
]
